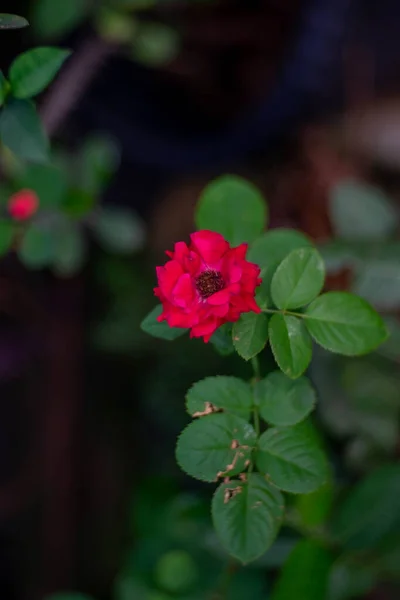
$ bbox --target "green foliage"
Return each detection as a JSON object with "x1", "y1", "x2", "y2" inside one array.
[
  {"x1": 268, "y1": 314, "x2": 312, "y2": 378},
  {"x1": 332, "y1": 465, "x2": 400, "y2": 551},
  {"x1": 32, "y1": 0, "x2": 91, "y2": 39},
  {"x1": 18, "y1": 222, "x2": 55, "y2": 268},
  {"x1": 91, "y1": 207, "x2": 145, "y2": 254},
  {"x1": 212, "y1": 474, "x2": 284, "y2": 563},
  {"x1": 0, "y1": 14, "x2": 29, "y2": 29},
  {"x1": 0, "y1": 71, "x2": 9, "y2": 107},
  {"x1": 232, "y1": 312, "x2": 269, "y2": 360},
  {"x1": 305, "y1": 292, "x2": 388, "y2": 355},
  {"x1": 176, "y1": 413, "x2": 256, "y2": 482},
  {"x1": 256, "y1": 422, "x2": 328, "y2": 493},
  {"x1": 210, "y1": 323, "x2": 235, "y2": 356},
  {"x1": 0, "y1": 99, "x2": 49, "y2": 162},
  {"x1": 18, "y1": 163, "x2": 67, "y2": 208},
  {"x1": 196, "y1": 175, "x2": 267, "y2": 246},
  {"x1": 270, "y1": 539, "x2": 332, "y2": 600},
  {"x1": 140, "y1": 305, "x2": 186, "y2": 341},
  {"x1": 186, "y1": 376, "x2": 253, "y2": 420},
  {"x1": 133, "y1": 22, "x2": 180, "y2": 67},
  {"x1": 0, "y1": 220, "x2": 15, "y2": 255},
  {"x1": 330, "y1": 179, "x2": 398, "y2": 240},
  {"x1": 9, "y1": 47, "x2": 71, "y2": 99},
  {"x1": 248, "y1": 229, "x2": 312, "y2": 302},
  {"x1": 255, "y1": 371, "x2": 316, "y2": 427},
  {"x1": 154, "y1": 550, "x2": 198, "y2": 594}
]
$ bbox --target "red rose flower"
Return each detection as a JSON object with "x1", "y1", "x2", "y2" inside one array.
[
  {"x1": 154, "y1": 230, "x2": 262, "y2": 342},
  {"x1": 8, "y1": 189, "x2": 39, "y2": 221}
]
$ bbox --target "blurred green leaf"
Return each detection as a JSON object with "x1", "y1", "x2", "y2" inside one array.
[
  {"x1": 0, "y1": 220, "x2": 15, "y2": 255},
  {"x1": 255, "y1": 371, "x2": 316, "y2": 427},
  {"x1": 328, "y1": 559, "x2": 377, "y2": 600},
  {"x1": 232, "y1": 312, "x2": 269, "y2": 361},
  {"x1": 53, "y1": 223, "x2": 86, "y2": 276},
  {"x1": 111, "y1": 0, "x2": 156, "y2": 9},
  {"x1": 176, "y1": 413, "x2": 256, "y2": 482},
  {"x1": 333, "y1": 464, "x2": 400, "y2": 550},
  {"x1": 305, "y1": 292, "x2": 388, "y2": 356},
  {"x1": 9, "y1": 47, "x2": 71, "y2": 99},
  {"x1": 0, "y1": 99, "x2": 49, "y2": 162},
  {"x1": 186, "y1": 376, "x2": 253, "y2": 421},
  {"x1": 296, "y1": 482, "x2": 334, "y2": 527},
  {"x1": 212, "y1": 474, "x2": 284, "y2": 564},
  {"x1": 0, "y1": 14, "x2": 29, "y2": 29},
  {"x1": 210, "y1": 323, "x2": 235, "y2": 356},
  {"x1": 196, "y1": 175, "x2": 267, "y2": 246},
  {"x1": 330, "y1": 179, "x2": 398, "y2": 240},
  {"x1": 133, "y1": 22, "x2": 179, "y2": 67},
  {"x1": 269, "y1": 314, "x2": 312, "y2": 379},
  {"x1": 91, "y1": 207, "x2": 145, "y2": 253},
  {"x1": 18, "y1": 223, "x2": 55, "y2": 269},
  {"x1": 63, "y1": 188, "x2": 95, "y2": 218},
  {"x1": 155, "y1": 550, "x2": 198, "y2": 594},
  {"x1": 352, "y1": 260, "x2": 400, "y2": 310},
  {"x1": 140, "y1": 304, "x2": 187, "y2": 341},
  {"x1": 270, "y1": 539, "x2": 332, "y2": 600},
  {"x1": 271, "y1": 247, "x2": 325, "y2": 310},
  {"x1": 0, "y1": 71, "x2": 9, "y2": 106},
  {"x1": 248, "y1": 229, "x2": 313, "y2": 300},
  {"x1": 32, "y1": 0, "x2": 91, "y2": 39},
  {"x1": 256, "y1": 422, "x2": 328, "y2": 494},
  {"x1": 17, "y1": 163, "x2": 67, "y2": 208},
  {"x1": 79, "y1": 135, "x2": 120, "y2": 195}
]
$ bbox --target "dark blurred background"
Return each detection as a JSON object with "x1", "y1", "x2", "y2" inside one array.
[{"x1": 1, "y1": 1, "x2": 400, "y2": 599}]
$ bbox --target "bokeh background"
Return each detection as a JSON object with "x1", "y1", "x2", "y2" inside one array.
[{"x1": 1, "y1": 1, "x2": 400, "y2": 599}]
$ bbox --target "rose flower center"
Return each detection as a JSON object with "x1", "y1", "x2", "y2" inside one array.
[{"x1": 195, "y1": 270, "x2": 225, "y2": 299}]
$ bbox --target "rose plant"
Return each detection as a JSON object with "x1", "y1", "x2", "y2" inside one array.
[{"x1": 141, "y1": 174, "x2": 389, "y2": 565}]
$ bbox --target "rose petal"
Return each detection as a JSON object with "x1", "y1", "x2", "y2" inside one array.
[
  {"x1": 207, "y1": 288, "x2": 231, "y2": 305},
  {"x1": 190, "y1": 230, "x2": 229, "y2": 265},
  {"x1": 172, "y1": 273, "x2": 195, "y2": 307}
]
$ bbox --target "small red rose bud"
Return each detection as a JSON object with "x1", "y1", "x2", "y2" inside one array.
[{"x1": 8, "y1": 189, "x2": 39, "y2": 221}]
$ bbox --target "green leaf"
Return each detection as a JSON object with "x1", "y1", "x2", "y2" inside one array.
[
  {"x1": 255, "y1": 371, "x2": 316, "y2": 427},
  {"x1": 212, "y1": 473, "x2": 284, "y2": 564},
  {"x1": 270, "y1": 539, "x2": 332, "y2": 600},
  {"x1": 295, "y1": 482, "x2": 334, "y2": 527},
  {"x1": 232, "y1": 312, "x2": 269, "y2": 361},
  {"x1": 32, "y1": 0, "x2": 91, "y2": 39},
  {"x1": 0, "y1": 71, "x2": 9, "y2": 107},
  {"x1": 248, "y1": 229, "x2": 312, "y2": 303},
  {"x1": 133, "y1": 22, "x2": 180, "y2": 67},
  {"x1": 196, "y1": 175, "x2": 267, "y2": 246},
  {"x1": 176, "y1": 413, "x2": 256, "y2": 482},
  {"x1": 0, "y1": 14, "x2": 29, "y2": 29},
  {"x1": 53, "y1": 223, "x2": 86, "y2": 277},
  {"x1": 155, "y1": 550, "x2": 198, "y2": 594},
  {"x1": 330, "y1": 179, "x2": 398, "y2": 240},
  {"x1": 140, "y1": 304, "x2": 187, "y2": 341},
  {"x1": 0, "y1": 99, "x2": 49, "y2": 162},
  {"x1": 305, "y1": 292, "x2": 388, "y2": 355},
  {"x1": 271, "y1": 247, "x2": 325, "y2": 309},
  {"x1": 269, "y1": 314, "x2": 312, "y2": 379},
  {"x1": 17, "y1": 163, "x2": 67, "y2": 208},
  {"x1": 91, "y1": 207, "x2": 145, "y2": 254},
  {"x1": 9, "y1": 47, "x2": 71, "y2": 99},
  {"x1": 328, "y1": 559, "x2": 377, "y2": 600},
  {"x1": 256, "y1": 422, "x2": 328, "y2": 493},
  {"x1": 63, "y1": 189, "x2": 95, "y2": 218},
  {"x1": 79, "y1": 134, "x2": 120, "y2": 195},
  {"x1": 210, "y1": 323, "x2": 235, "y2": 356},
  {"x1": 352, "y1": 259, "x2": 400, "y2": 311},
  {"x1": 18, "y1": 223, "x2": 55, "y2": 269},
  {"x1": 186, "y1": 376, "x2": 253, "y2": 420},
  {"x1": 332, "y1": 464, "x2": 400, "y2": 551},
  {"x1": 0, "y1": 220, "x2": 15, "y2": 256}
]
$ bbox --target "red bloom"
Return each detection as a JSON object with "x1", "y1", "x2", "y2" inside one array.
[
  {"x1": 8, "y1": 189, "x2": 39, "y2": 221},
  {"x1": 154, "y1": 230, "x2": 262, "y2": 342}
]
